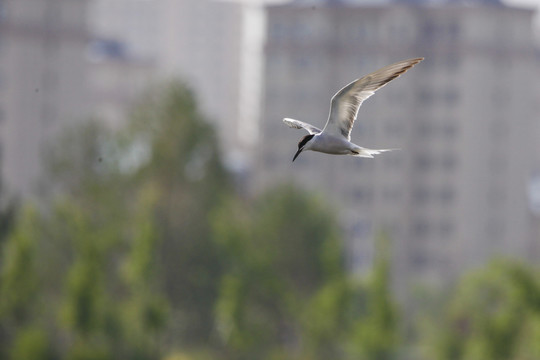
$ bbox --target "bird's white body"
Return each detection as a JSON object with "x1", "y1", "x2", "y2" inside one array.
[
  {"x1": 283, "y1": 58, "x2": 423, "y2": 162},
  {"x1": 303, "y1": 133, "x2": 390, "y2": 158},
  {"x1": 305, "y1": 133, "x2": 353, "y2": 155}
]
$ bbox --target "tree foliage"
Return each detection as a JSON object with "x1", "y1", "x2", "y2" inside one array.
[
  {"x1": 1, "y1": 80, "x2": 539, "y2": 360},
  {"x1": 212, "y1": 187, "x2": 400, "y2": 360},
  {"x1": 426, "y1": 259, "x2": 540, "y2": 360},
  {"x1": 0, "y1": 82, "x2": 229, "y2": 358},
  {"x1": 212, "y1": 185, "x2": 347, "y2": 358},
  {"x1": 128, "y1": 83, "x2": 232, "y2": 344},
  {"x1": 346, "y1": 234, "x2": 399, "y2": 360}
]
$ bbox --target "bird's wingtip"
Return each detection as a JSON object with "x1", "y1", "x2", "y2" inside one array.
[{"x1": 283, "y1": 118, "x2": 299, "y2": 129}]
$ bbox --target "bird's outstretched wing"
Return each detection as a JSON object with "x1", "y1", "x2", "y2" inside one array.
[
  {"x1": 322, "y1": 57, "x2": 423, "y2": 140},
  {"x1": 283, "y1": 118, "x2": 322, "y2": 135}
]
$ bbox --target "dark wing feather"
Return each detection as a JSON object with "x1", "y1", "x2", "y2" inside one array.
[{"x1": 323, "y1": 57, "x2": 423, "y2": 140}]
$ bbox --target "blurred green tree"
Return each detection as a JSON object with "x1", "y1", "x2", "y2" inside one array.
[
  {"x1": 126, "y1": 82, "x2": 232, "y2": 345},
  {"x1": 0, "y1": 207, "x2": 39, "y2": 325},
  {"x1": 213, "y1": 184, "x2": 348, "y2": 359},
  {"x1": 0, "y1": 81, "x2": 230, "y2": 358},
  {"x1": 0, "y1": 173, "x2": 19, "y2": 357},
  {"x1": 213, "y1": 193, "x2": 403, "y2": 360},
  {"x1": 46, "y1": 80, "x2": 232, "y2": 348},
  {"x1": 46, "y1": 81, "x2": 231, "y2": 352},
  {"x1": 119, "y1": 183, "x2": 169, "y2": 359},
  {"x1": 0, "y1": 79, "x2": 465, "y2": 360},
  {"x1": 10, "y1": 326, "x2": 55, "y2": 360},
  {"x1": 56, "y1": 199, "x2": 122, "y2": 360},
  {"x1": 346, "y1": 234, "x2": 399, "y2": 360},
  {"x1": 46, "y1": 187, "x2": 166, "y2": 360},
  {"x1": 0, "y1": 207, "x2": 43, "y2": 359},
  {"x1": 426, "y1": 259, "x2": 540, "y2": 360}
]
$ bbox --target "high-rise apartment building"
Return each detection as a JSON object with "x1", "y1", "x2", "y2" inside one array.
[
  {"x1": 0, "y1": 0, "x2": 90, "y2": 196},
  {"x1": 256, "y1": 0, "x2": 540, "y2": 299}
]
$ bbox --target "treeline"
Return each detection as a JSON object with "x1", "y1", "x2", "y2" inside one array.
[{"x1": 0, "y1": 83, "x2": 539, "y2": 360}]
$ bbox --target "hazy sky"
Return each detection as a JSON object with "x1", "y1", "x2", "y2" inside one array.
[
  {"x1": 130, "y1": 0, "x2": 539, "y2": 8},
  {"x1": 236, "y1": 0, "x2": 539, "y2": 4},
  {"x1": 231, "y1": 0, "x2": 540, "y2": 34},
  {"x1": 225, "y1": 0, "x2": 540, "y2": 17},
  {"x1": 233, "y1": 0, "x2": 540, "y2": 9},
  {"x1": 506, "y1": 0, "x2": 539, "y2": 7}
]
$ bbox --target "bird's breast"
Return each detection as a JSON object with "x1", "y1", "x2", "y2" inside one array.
[{"x1": 310, "y1": 134, "x2": 354, "y2": 155}]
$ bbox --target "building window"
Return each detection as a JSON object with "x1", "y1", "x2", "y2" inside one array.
[
  {"x1": 385, "y1": 121, "x2": 404, "y2": 137},
  {"x1": 351, "y1": 187, "x2": 373, "y2": 204},
  {"x1": 269, "y1": 23, "x2": 286, "y2": 40},
  {"x1": 422, "y1": 21, "x2": 460, "y2": 44},
  {"x1": 412, "y1": 219, "x2": 430, "y2": 238},
  {"x1": 440, "y1": 221, "x2": 454, "y2": 237},
  {"x1": 417, "y1": 89, "x2": 434, "y2": 105},
  {"x1": 413, "y1": 187, "x2": 429, "y2": 204},
  {"x1": 390, "y1": 24, "x2": 410, "y2": 44},
  {"x1": 440, "y1": 187, "x2": 454, "y2": 203},
  {"x1": 441, "y1": 154, "x2": 456, "y2": 171},
  {"x1": 422, "y1": 22, "x2": 437, "y2": 44},
  {"x1": 417, "y1": 122, "x2": 432, "y2": 137},
  {"x1": 442, "y1": 123, "x2": 457, "y2": 138},
  {"x1": 383, "y1": 187, "x2": 401, "y2": 202},
  {"x1": 444, "y1": 88, "x2": 459, "y2": 106},
  {"x1": 415, "y1": 154, "x2": 432, "y2": 171},
  {"x1": 293, "y1": 55, "x2": 312, "y2": 69},
  {"x1": 448, "y1": 22, "x2": 460, "y2": 41},
  {"x1": 411, "y1": 252, "x2": 429, "y2": 268},
  {"x1": 446, "y1": 53, "x2": 460, "y2": 71},
  {"x1": 350, "y1": 220, "x2": 372, "y2": 239},
  {"x1": 293, "y1": 23, "x2": 310, "y2": 40}
]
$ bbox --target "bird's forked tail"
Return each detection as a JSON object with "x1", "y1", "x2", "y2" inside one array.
[{"x1": 352, "y1": 147, "x2": 399, "y2": 158}]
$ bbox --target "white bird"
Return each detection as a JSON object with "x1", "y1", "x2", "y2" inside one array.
[{"x1": 284, "y1": 57, "x2": 423, "y2": 162}]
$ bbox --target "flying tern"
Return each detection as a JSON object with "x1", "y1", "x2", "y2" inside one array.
[{"x1": 283, "y1": 57, "x2": 423, "y2": 162}]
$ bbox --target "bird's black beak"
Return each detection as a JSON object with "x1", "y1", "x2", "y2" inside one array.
[{"x1": 292, "y1": 148, "x2": 303, "y2": 162}]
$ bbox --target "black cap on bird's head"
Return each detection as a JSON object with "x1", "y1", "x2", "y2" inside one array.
[{"x1": 293, "y1": 134, "x2": 314, "y2": 162}]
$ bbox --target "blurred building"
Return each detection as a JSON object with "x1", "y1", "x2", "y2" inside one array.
[
  {"x1": 88, "y1": 0, "x2": 261, "y2": 173},
  {"x1": 255, "y1": 0, "x2": 540, "y2": 299},
  {"x1": 0, "y1": 0, "x2": 90, "y2": 196},
  {"x1": 158, "y1": 0, "x2": 255, "y2": 173},
  {"x1": 87, "y1": 39, "x2": 156, "y2": 130},
  {"x1": 89, "y1": 0, "x2": 158, "y2": 59}
]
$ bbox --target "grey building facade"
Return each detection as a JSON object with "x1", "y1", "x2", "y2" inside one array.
[{"x1": 255, "y1": 0, "x2": 540, "y2": 299}]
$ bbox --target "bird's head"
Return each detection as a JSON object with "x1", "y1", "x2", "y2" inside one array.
[{"x1": 293, "y1": 134, "x2": 315, "y2": 162}]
